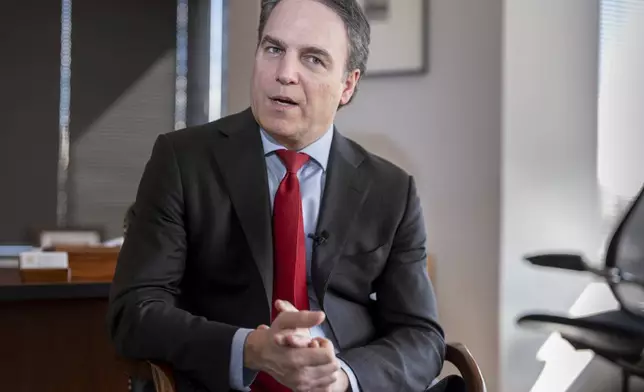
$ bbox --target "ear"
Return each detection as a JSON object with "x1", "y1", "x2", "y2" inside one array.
[{"x1": 339, "y1": 69, "x2": 361, "y2": 106}]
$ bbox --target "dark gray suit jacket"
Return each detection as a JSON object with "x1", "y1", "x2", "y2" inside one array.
[{"x1": 107, "y1": 108, "x2": 446, "y2": 392}]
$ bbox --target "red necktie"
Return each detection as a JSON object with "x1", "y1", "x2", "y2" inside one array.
[{"x1": 252, "y1": 149, "x2": 310, "y2": 392}]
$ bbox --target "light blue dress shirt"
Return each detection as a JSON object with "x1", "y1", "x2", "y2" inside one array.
[{"x1": 228, "y1": 126, "x2": 360, "y2": 391}]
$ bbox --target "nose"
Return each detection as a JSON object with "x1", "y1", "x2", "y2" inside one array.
[{"x1": 275, "y1": 54, "x2": 298, "y2": 85}]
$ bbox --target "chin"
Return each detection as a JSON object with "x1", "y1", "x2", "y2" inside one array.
[
  {"x1": 256, "y1": 108, "x2": 300, "y2": 137},
  {"x1": 263, "y1": 121, "x2": 299, "y2": 139}
]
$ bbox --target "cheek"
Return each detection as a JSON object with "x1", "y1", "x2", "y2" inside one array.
[
  {"x1": 254, "y1": 70, "x2": 269, "y2": 88},
  {"x1": 251, "y1": 68, "x2": 262, "y2": 92},
  {"x1": 310, "y1": 82, "x2": 341, "y2": 108},
  {"x1": 253, "y1": 60, "x2": 275, "y2": 86}
]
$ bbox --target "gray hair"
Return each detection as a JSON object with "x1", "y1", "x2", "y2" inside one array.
[{"x1": 258, "y1": 0, "x2": 371, "y2": 107}]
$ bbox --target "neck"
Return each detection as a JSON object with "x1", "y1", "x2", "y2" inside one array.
[{"x1": 267, "y1": 126, "x2": 331, "y2": 151}]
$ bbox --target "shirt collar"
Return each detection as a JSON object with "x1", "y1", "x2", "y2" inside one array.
[{"x1": 259, "y1": 124, "x2": 334, "y2": 171}]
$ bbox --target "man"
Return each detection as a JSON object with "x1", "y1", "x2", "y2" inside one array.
[{"x1": 108, "y1": 0, "x2": 454, "y2": 391}]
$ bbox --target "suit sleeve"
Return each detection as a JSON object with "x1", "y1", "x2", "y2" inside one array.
[
  {"x1": 337, "y1": 176, "x2": 446, "y2": 391},
  {"x1": 107, "y1": 134, "x2": 238, "y2": 392}
]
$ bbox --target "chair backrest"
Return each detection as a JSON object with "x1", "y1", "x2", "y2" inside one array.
[{"x1": 605, "y1": 183, "x2": 644, "y2": 318}]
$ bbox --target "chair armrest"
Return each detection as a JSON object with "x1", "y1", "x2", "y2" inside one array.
[
  {"x1": 149, "y1": 362, "x2": 176, "y2": 392},
  {"x1": 116, "y1": 357, "x2": 176, "y2": 392},
  {"x1": 446, "y1": 342, "x2": 487, "y2": 392}
]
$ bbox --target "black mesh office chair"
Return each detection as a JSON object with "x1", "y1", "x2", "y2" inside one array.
[{"x1": 517, "y1": 182, "x2": 644, "y2": 392}]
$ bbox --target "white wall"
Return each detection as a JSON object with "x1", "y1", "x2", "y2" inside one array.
[{"x1": 501, "y1": 1, "x2": 601, "y2": 392}]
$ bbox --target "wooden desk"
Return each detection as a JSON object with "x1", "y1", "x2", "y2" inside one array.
[
  {"x1": 0, "y1": 278, "x2": 128, "y2": 392},
  {"x1": 0, "y1": 255, "x2": 438, "y2": 391}
]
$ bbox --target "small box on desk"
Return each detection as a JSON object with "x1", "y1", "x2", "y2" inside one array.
[
  {"x1": 49, "y1": 245, "x2": 119, "y2": 282},
  {"x1": 20, "y1": 268, "x2": 70, "y2": 283},
  {"x1": 17, "y1": 251, "x2": 71, "y2": 283}
]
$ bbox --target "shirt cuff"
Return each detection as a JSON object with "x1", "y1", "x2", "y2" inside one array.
[
  {"x1": 229, "y1": 328, "x2": 257, "y2": 391},
  {"x1": 338, "y1": 358, "x2": 360, "y2": 392}
]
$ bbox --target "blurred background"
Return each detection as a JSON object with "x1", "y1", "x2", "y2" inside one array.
[{"x1": 0, "y1": 0, "x2": 643, "y2": 391}]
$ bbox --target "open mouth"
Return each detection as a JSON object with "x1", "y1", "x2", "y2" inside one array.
[{"x1": 270, "y1": 96, "x2": 298, "y2": 106}]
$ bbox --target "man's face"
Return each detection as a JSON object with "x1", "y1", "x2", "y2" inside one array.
[{"x1": 251, "y1": 0, "x2": 360, "y2": 147}]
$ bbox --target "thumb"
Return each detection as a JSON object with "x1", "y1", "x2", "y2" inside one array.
[{"x1": 273, "y1": 309, "x2": 325, "y2": 331}]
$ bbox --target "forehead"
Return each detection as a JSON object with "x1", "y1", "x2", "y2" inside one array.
[{"x1": 263, "y1": 0, "x2": 349, "y2": 58}]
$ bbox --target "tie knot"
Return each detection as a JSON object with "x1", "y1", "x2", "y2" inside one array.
[{"x1": 276, "y1": 150, "x2": 310, "y2": 174}]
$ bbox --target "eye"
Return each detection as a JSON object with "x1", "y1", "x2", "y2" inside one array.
[
  {"x1": 305, "y1": 55, "x2": 323, "y2": 66},
  {"x1": 266, "y1": 46, "x2": 282, "y2": 55}
]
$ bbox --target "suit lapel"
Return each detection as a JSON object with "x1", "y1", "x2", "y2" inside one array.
[
  {"x1": 211, "y1": 109, "x2": 273, "y2": 313},
  {"x1": 312, "y1": 131, "x2": 371, "y2": 307}
]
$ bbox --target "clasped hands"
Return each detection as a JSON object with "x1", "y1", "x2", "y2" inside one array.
[{"x1": 243, "y1": 300, "x2": 349, "y2": 392}]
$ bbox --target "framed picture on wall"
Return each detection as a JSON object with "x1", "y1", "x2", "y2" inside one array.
[{"x1": 358, "y1": 0, "x2": 428, "y2": 77}]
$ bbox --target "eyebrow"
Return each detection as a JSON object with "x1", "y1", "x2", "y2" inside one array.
[{"x1": 261, "y1": 34, "x2": 332, "y2": 63}]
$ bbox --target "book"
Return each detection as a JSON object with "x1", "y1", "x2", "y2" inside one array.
[{"x1": 0, "y1": 245, "x2": 34, "y2": 269}]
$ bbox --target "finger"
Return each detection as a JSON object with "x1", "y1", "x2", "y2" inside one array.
[
  {"x1": 309, "y1": 373, "x2": 338, "y2": 392},
  {"x1": 275, "y1": 333, "x2": 312, "y2": 348},
  {"x1": 310, "y1": 386, "x2": 334, "y2": 392},
  {"x1": 275, "y1": 299, "x2": 298, "y2": 312},
  {"x1": 309, "y1": 337, "x2": 335, "y2": 353},
  {"x1": 285, "y1": 334, "x2": 313, "y2": 348},
  {"x1": 311, "y1": 337, "x2": 329, "y2": 348},
  {"x1": 274, "y1": 310, "x2": 325, "y2": 331},
  {"x1": 288, "y1": 347, "x2": 336, "y2": 367},
  {"x1": 257, "y1": 324, "x2": 270, "y2": 330},
  {"x1": 291, "y1": 363, "x2": 339, "y2": 392},
  {"x1": 306, "y1": 363, "x2": 341, "y2": 386}
]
